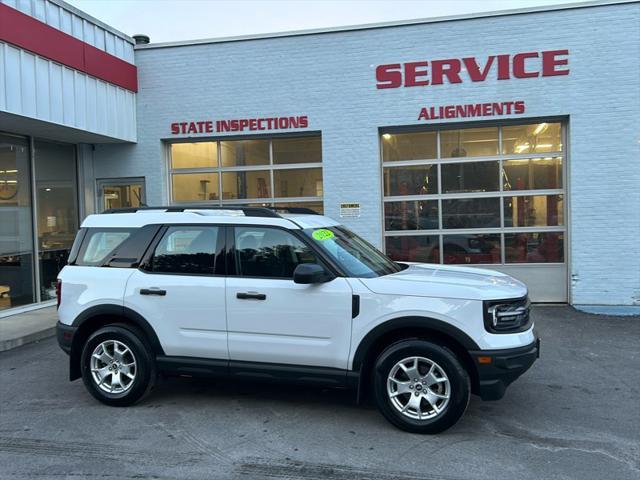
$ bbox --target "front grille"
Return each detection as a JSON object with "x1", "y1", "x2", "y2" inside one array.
[{"x1": 483, "y1": 296, "x2": 531, "y2": 333}]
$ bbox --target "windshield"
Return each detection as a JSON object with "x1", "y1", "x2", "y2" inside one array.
[{"x1": 304, "y1": 226, "x2": 402, "y2": 278}]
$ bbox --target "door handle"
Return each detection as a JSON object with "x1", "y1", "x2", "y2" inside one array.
[
  {"x1": 236, "y1": 292, "x2": 266, "y2": 300},
  {"x1": 140, "y1": 288, "x2": 167, "y2": 296}
]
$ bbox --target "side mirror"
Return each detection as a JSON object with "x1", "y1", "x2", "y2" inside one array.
[{"x1": 293, "y1": 263, "x2": 331, "y2": 284}]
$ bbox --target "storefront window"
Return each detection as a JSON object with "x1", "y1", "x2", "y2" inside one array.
[
  {"x1": 221, "y1": 170, "x2": 270, "y2": 199},
  {"x1": 98, "y1": 178, "x2": 145, "y2": 212},
  {"x1": 441, "y1": 161, "x2": 499, "y2": 193},
  {"x1": 381, "y1": 122, "x2": 565, "y2": 266},
  {"x1": 0, "y1": 135, "x2": 34, "y2": 311},
  {"x1": 34, "y1": 140, "x2": 78, "y2": 301},
  {"x1": 170, "y1": 142, "x2": 217, "y2": 169},
  {"x1": 172, "y1": 172, "x2": 219, "y2": 202},
  {"x1": 169, "y1": 135, "x2": 322, "y2": 210},
  {"x1": 220, "y1": 140, "x2": 269, "y2": 167},
  {"x1": 502, "y1": 123, "x2": 562, "y2": 154},
  {"x1": 274, "y1": 168, "x2": 323, "y2": 198},
  {"x1": 383, "y1": 165, "x2": 438, "y2": 196},
  {"x1": 440, "y1": 127, "x2": 498, "y2": 158},
  {"x1": 381, "y1": 132, "x2": 437, "y2": 161},
  {"x1": 273, "y1": 136, "x2": 322, "y2": 164}
]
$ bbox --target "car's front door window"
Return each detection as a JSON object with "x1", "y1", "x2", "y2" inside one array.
[{"x1": 234, "y1": 227, "x2": 318, "y2": 279}]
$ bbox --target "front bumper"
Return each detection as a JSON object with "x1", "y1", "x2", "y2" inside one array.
[
  {"x1": 56, "y1": 321, "x2": 76, "y2": 355},
  {"x1": 470, "y1": 337, "x2": 540, "y2": 401}
]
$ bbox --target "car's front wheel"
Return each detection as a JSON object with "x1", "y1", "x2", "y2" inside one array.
[
  {"x1": 80, "y1": 325, "x2": 155, "y2": 406},
  {"x1": 373, "y1": 339, "x2": 470, "y2": 433}
]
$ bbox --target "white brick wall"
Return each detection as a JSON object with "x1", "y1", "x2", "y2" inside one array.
[{"x1": 91, "y1": 2, "x2": 640, "y2": 306}]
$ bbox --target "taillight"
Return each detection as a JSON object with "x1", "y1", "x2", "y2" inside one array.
[{"x1": 56, "y1": 279, "x2": 62, "y2": 309}]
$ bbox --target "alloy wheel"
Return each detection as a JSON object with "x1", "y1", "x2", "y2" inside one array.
[
  {"x1": 387, "y1": 356, "x2": 450, "y2": 420},
  {"x1": 90, "y1": 340, "x2": 137, "y2": 394}
]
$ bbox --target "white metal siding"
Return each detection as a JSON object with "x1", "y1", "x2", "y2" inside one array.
[
  {"x1": 0, "y1": 41, "x2": 136, "y2": 141},
  {"x1": 0, "y1": 0, "x2": 135, "y2": 64}
]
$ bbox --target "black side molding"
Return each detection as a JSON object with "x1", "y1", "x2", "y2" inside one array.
[{"x1": 155, "y1": 356, "x2": 355, "y2": 389}]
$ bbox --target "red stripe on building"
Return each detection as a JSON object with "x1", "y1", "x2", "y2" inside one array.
[{"x1": 0, "y1": 3, "x2": 137, "y2": 92}]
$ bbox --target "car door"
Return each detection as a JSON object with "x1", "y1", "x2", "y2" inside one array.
[
  {"x1": 124, "y1": 224, "x2": 227, "y2": 359},
  {"x1": 226, "y1": 225, "x2": 353, "y2": 370}
]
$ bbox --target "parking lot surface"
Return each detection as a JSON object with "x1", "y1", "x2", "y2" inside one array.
[{"x1": 1, "y1": 306, "x2": 638, "y2": 480}]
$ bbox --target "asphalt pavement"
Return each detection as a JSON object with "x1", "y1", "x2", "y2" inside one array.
[{"x1": 0, "y1": 306, "x2": 638, "y2": 480}]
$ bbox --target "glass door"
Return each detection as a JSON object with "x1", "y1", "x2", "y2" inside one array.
[
  {"x1": 34, "y1": 140, "x2": 79, "y2": 301},
  {"x1": 0, "y1": 134, "x2": 35, "y2": 311},
  {"x1": 97, "y1": 178, "x2": 145, "y2": 212}
]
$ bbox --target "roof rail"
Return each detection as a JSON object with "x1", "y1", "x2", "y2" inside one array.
[
  {"x1": 102, "y1": 205, "x2": 281, "y2": 218},
  {"x1": 269, "y1": 206, "x2": 319, "y2": 215}
]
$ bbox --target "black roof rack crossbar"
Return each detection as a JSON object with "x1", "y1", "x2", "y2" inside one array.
[{"x1": 102, "y1": 205, "x2": 281, "y2": 218}]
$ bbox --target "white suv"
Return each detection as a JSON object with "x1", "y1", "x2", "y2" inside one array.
[{"x1": 56, "y1": 206, "x2": 539, "y2": 433}]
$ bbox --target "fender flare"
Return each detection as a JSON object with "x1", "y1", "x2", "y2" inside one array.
[
  {"x1": 351, "y1": 316, "x2": 480, "y2": 371},
  {"x1": 69, "y1": 304, "x2": 165, "y2": 380}
]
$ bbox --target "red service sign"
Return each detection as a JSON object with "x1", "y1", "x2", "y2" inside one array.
[
  {"x1": 171, "y1": 115, "x2": 308, "y2": 135},
  {"x1": 376, "y1": 50, "x2": 569, "y2": 89}
]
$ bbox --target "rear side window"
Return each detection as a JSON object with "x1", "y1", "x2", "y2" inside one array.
[
  {"x1": 150, "y1": 226, "x2": 220, "y2": 275},
  {"x1": 77, "y1": 229, "x2": 135, "y2": 266}
]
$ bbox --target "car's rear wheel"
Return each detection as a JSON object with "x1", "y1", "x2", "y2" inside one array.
[
  {"x1": 81, "y1": 325, "x2": 155, "y2": 406},
  {"x1": 373, "y1": 339, "x2": 470, "y2": 433}
]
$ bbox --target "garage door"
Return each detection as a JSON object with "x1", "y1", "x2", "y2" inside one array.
[{"x1": 381, "y1": 121, "x2": 567, "y2": 302}]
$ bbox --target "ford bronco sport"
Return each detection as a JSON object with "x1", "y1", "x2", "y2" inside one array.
[{"x1": 56, "y1": 206, "x2": 539, "y2": 433}]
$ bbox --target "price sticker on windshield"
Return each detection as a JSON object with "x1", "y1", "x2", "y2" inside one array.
[{"x1": 312, "y1": 229, "x2": 335, "y2": 241}]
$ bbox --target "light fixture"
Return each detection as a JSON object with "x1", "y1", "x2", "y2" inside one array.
[
  {"x1": 515, "y1": 143, "x2": 530, "y2": 153},
  {"x1": 45, "y1": 188, "x2": 52, "y2": 192},
  {"x1": 5, "y1": 169, "x2": 17, "y2": 173},
  {"x1": 382, "y1": 133, "x2": 392, "y2": 140},
  {"x1": 533, "y1": 123, "x2": 548, "y2": 136}
]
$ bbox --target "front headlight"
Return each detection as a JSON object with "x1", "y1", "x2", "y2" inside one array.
[{"x1": 483, "y1": 296, "x2": 531, "y2": 333}]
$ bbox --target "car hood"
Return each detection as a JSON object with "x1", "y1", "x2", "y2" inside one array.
[{"x1": 359, "y1": 263, "x2": 528, "y2": 301}]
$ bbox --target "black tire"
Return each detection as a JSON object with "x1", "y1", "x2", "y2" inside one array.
[
  {"x1": 80, "y1": 324, "x2": 156, "y2": 407},
  {"x1": 373, "y1": 339, "x2": 470, "y2": 434}
]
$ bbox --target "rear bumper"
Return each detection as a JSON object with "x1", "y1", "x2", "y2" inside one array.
[
  {"x1": 56, "y1": 321, "x2": 76, "y2": 355},
  {"x1": 470, "y1": 337, "x2": 540, "y2": 401}
]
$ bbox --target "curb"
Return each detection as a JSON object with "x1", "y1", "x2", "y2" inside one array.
[{"x1": 0, "y1": 327, "x2": 56, "y2": 353}]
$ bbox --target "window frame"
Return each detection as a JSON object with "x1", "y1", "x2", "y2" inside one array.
[
  {"x1": 225, "y1": 224, "x2": 340, "y2": 281},
  {"x1": 166, "y1": 133, "x2": 323, "y2": 210},
  {"x1": 75, "y1": 228, "x2": 137, "y2": 267},
  {"x1": 139, "y1": 224, "x2": 226, "y2": 277},
  {"x1": 380, "y1": 119, "x2": 567, "y2": 266}
]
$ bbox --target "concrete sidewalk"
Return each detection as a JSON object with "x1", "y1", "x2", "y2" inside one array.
[{"x1": 0, "y1": 306, "x2": 57, "y2": 352}]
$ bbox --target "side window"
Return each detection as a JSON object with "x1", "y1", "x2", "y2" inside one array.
[
  {"x1": 77, "y1": 229, "x2": 135, "y2": 266},
  {"x1": 150, "y1": 226, "x2": 219, "y2": 275},
  {"x1": 235, "y1": 227, "x2": 318, "y2": 279}
]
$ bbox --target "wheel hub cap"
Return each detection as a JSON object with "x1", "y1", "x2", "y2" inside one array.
[
  {"x1": 90, "y1": 340, "x2": 137, "y2": 394},
  {"x1": 387, "y1": 356, "x2": 451, "y2": 420}
]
